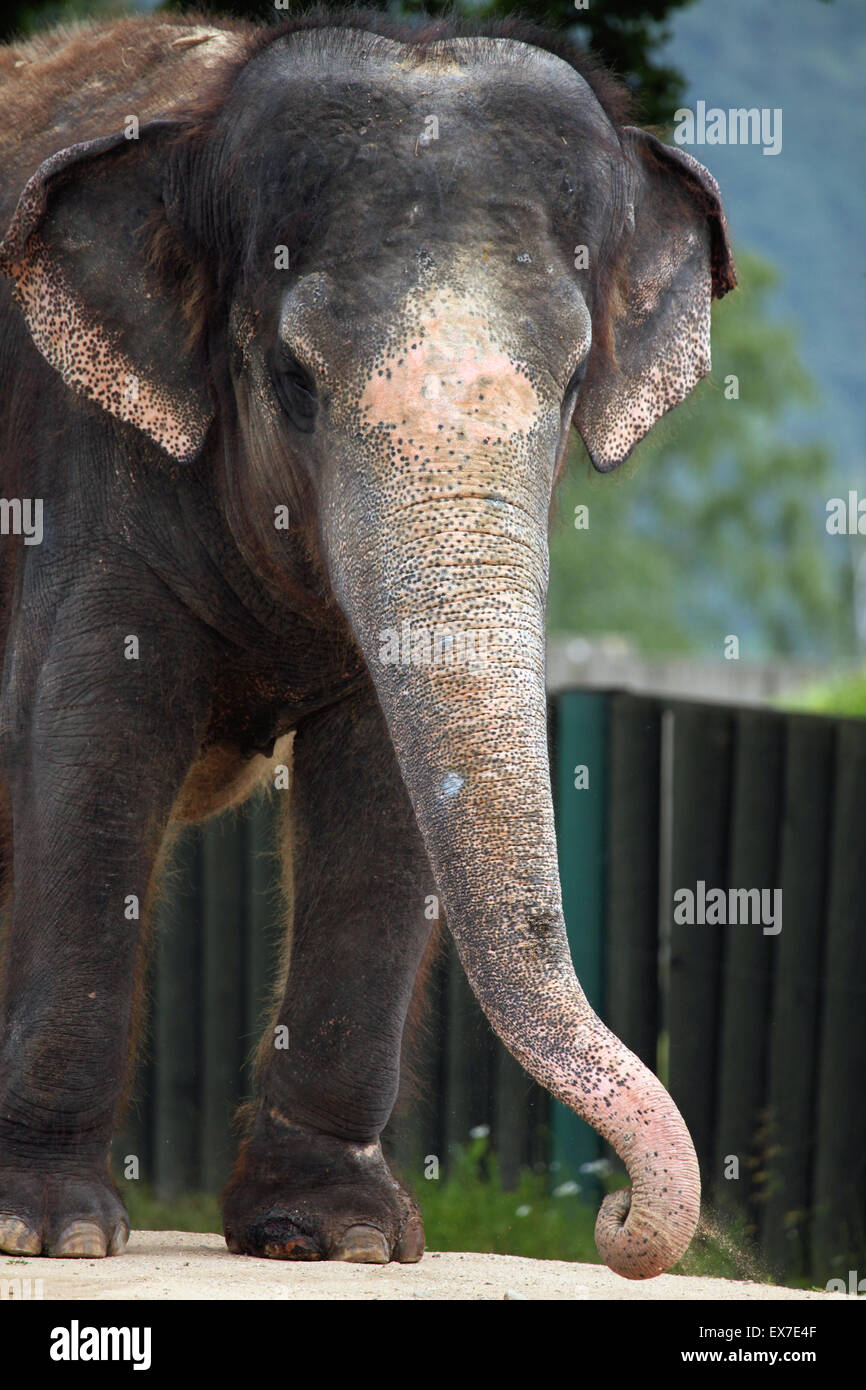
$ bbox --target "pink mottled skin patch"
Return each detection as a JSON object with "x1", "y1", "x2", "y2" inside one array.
[{"x1": 358, "y1": 291, "x2": 542, "y2": 450}]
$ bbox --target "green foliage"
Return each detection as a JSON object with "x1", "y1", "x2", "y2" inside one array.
[
  {"x1": 0, "y1": 0, "x2": 119, "y2": 44},
  {"x1": 777, "y1": 666, "x2": 866, "y2": 718},
  {"x1": 418, "y1": 1136, "x2": 773, "y2": 1280},
  {"x1": 414, "y1": 1134, "x2": 602, "y2": 1261},
  {"x1": 124, "y1": 1183, "x2": 222, "y2": 1234},
  {"x1": 675, "y1": 1209, "x2": 771, "y2": 1284},
  {"x1": 547, "y1": 251, "x2": 852, "y2": 658}
]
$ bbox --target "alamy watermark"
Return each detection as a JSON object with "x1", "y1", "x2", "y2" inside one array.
[
  {"x1": 674, "y1": 102, "x2": 782, "y2": 157},
  {"x1": 826, "y1": 490, "x2": 866, "y2": 535},
  {"x1": 0, "y1": 497, "x2": 42, "y2": 545},
  {"x1": 825, "y1": 1270, "x2": 866, "y2": 1296},
  {"x1": 1, "y1": 1276, "x2": 44, "y2": 1299},
  {"x1": 379, "y1": 620, "x2": 490, "y2": 672},
  {"x1": 50, "y1": 1321, "x2": 151, "y2": 1370},
  {"x1": 674, "y1": 881, "x2": 782, "y2": 936}
]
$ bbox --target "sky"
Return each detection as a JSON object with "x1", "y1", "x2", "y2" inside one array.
[{"x1": 664, "y1": 0, "x2": 866, "y2": 483}]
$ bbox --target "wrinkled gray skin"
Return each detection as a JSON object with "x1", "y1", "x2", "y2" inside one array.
[{"x1": 0, "y1": 18, "x2": 734, "y2": 1277}]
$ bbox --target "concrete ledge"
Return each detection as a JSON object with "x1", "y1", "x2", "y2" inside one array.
[
  {"x1": 545, "y1": 637, "x2": 831, "y2": 704},
  {"x1": 1, "y1": 1231, "x2": 851, "y2": 1300}
]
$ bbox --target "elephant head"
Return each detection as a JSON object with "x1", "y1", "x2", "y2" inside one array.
[{"x1": 0, "y1": 22, "x2": 734, "y2": 1278}]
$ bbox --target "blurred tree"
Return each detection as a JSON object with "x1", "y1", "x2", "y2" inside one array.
[
  {"x1": 0, "y1": 0, "x2": 123, "y2": 44},
  {"x1": 547, "y1": 251, "x2": 853, "y2": 658}
]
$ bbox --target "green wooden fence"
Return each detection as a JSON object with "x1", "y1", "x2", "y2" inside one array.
[{"x1": 115, "y1": 690, "x2": 866, "y2": 1283}]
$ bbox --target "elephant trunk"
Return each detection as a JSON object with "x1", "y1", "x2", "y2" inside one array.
[
  {"x1": 325, "y1": 479, "x2": 699, "y2": 1279},
  {"x1": 320, "y1": 336, "x2": 699, "y2": 1275}
]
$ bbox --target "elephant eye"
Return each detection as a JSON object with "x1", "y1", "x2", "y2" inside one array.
[{"x1": 270, "y1": 348, "x2": 317, "y2": 434}]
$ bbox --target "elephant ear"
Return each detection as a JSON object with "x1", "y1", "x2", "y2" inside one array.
[
  {"x1": 0, "y1": 122, "x2": 212, "y2": 464},
  {"x1": 575, "y1": 127, "x2": 736, "y2": 472}
]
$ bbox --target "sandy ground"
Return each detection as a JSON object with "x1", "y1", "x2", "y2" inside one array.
[{"x1": 1, "y1": 1230, "x2": 853, "y2": 1300}]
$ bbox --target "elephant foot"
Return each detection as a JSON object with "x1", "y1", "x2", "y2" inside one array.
[
  {"x1": 222, "y1": 1112, "x2": 424, "y2": 1264},
  {"x1": 0, "y1": 1165, "x2": 129, "y2": 1257}
]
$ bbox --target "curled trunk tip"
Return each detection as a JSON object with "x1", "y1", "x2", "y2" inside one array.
[{"x1": 594, "y1": 1137, "x2": 701, "y2": 1279}]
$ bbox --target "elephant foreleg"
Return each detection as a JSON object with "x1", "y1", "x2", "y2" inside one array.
[{"x1": 221, "y1": 684, "x2": 436, "y2": 1263}]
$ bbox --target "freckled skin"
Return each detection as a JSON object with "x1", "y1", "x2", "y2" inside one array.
[
  {"x1": 9, "y1": 239, "x2": 208, "y2": 461},
  {"x1": 358, "y1": 287, "x2": 544, "y2": 448},
  {"x1": 0, "y1": 15, "x2": 732, "y2": 1273}
]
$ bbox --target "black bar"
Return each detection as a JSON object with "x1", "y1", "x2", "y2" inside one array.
[
  {"x1": 763, "y1": 715, "x2": 835, "y2": 1278},
  {"x1": 812, "y1": 719, "x2": 866, "y2": 1279},
  {"x1": 200, "y1": 815, "x2": 247, "y2": 1193},
  {"x1": 153, "y1": 832, "x2": 203, "y2": 1196},
  {"x1": 712, "y1": 710, "x2": 783, "y2": 1214},
  {"x1": 667, "y1": 702, "x2": 734, "y2": 1176},
  {"x1": 604, "y1": 693, "x2": 662, "y2": 1071}
]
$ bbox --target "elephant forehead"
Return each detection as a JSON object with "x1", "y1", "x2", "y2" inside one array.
[{"x1": 354, "y1": 289, "x2": 543, "y2": 448}]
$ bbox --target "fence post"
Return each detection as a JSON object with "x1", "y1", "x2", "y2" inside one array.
[
  {"x1": 153, "y1": 831, "x2": 203, "y2": 1198},
  {"x1": 812, "y1": 719, "x2": 866, "y2": 1281},
  {"x1": 712, "y1": 709, "x2": 783, "y2": 1215},
  {"x1": 443, "y1": 935, "x2": 496, "y2": 1165},
  {"x1": 604, "y1": 693, "x2": 662, "y2": 1071},
  {"x1": 551, "y1": 690, "x2": 608, "y2": 1190},
  {"x1": 667, "y1": 703, "x2": 733, "y2": 1180},
  {"x1": 246, "y1": 793, "x2": 279, "y2": 1077},
  {"x1": 201, "y1": 816, "x2": 248, "y2": 1193},
  {"x1": 764, "y1": 715, "x2": 835, "y2": 1277}
]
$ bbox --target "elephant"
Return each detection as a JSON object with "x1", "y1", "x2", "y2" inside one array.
[{"x1": 0, "y1": 12, "x2": 735, "y2": 1277}]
